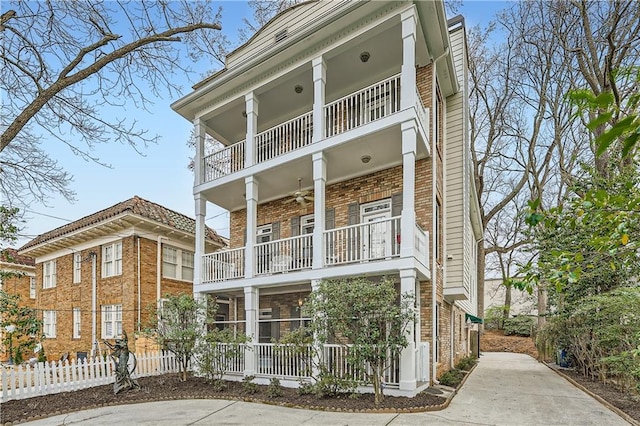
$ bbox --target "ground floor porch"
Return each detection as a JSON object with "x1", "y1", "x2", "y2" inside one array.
[{"x1": 200, "y1": 272, "x2": 474, "y2": 395}]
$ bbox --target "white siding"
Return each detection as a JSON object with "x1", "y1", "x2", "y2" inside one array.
[
  {"x1": 445, "y1": 26, "x2": 476, "y2": 314},
  {"x1": 227, "y1": 1, "x2": 349, "y2": 69}
]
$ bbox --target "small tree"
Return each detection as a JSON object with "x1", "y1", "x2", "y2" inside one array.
[
  {"x1": 194, "y1": 327, "x2": 249, "y2": 387},
  {"x1": 303, "y1": 277, "x2": 414, "y2": 405},
  {"x1": 0, "y1": 290, "x2": 42, "y2": 363},
  {"x1": 146, "y1": 293, "x2": 215, "y2": 381}
]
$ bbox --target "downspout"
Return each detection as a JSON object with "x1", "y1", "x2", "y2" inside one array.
[
  {"x1": 157, "y1": 236, "x2": 167, "y2": 319},
  {"x1": 432, "y1": 47, "x2": 450, "y2": 383},
  {"x1": 90, "y1": 251, "x2": 97, "y2": 358},
  {"x1": 137, "y1": 236, "x2": 141, "y2": 332}
]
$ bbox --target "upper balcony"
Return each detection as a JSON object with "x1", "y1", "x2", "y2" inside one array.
[
  {"x1": 202, "y1": 217, "x2": 429, "y2": 285},
  {"x1": 201, "y1": 74, "x2": 430, "y2": 183},
  {"x1": 197, "y1": 72, "x2": 430, "y2": 212}
]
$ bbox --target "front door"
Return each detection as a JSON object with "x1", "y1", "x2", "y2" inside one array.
[{"x1": 361, "y1": 200, "x2": 391, "y2": 259}]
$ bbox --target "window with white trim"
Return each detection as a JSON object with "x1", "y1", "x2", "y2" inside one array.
[
  {"x1": 29, "y1": 277, "x2": 36, "y2": 299},
  {"x1": 73, "y1": 307, "x2": 81, "y2": 338},
  {"x1": 102, "y1": 242, "x2": 122, "y2": 277},
  {"x1": 43, "y1": 260, "x2": 57, "y2": 288},
  {"x1": 101, "y1": 304, "x2": 122, "y2": 339},
  {"x1": 43, "y1": 310, "x2": 57, "y2": 338},
  {"x1": 162, "y1": 245, "x2": 195, "y2": 281},
  {"x1": 73, "y1": 253, "x2": 82, "y2": 283}
]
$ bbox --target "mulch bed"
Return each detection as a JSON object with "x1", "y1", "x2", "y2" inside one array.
[
  {"x1": 1, "y1": 374, "x2": 447, "y2": 424},
  {"x1": 550, "y1": 367, "x2": 640, "y2": 425}
]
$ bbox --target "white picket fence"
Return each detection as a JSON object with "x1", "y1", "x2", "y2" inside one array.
[{"x1": 1, "y1": 351, "x2": 183, "y2": 402}]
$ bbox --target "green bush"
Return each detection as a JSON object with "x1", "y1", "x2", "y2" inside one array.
[
  {"x1": 211, "y1": 379, "x2": 227, "y2": 392},
  {"x1": 455, "y1": 356, "x2": 477, "y2": 371},
  {"x1": 504, "y1": 315, "x2": 535, "y2": 336},
  {"x1": 241, "y1": 375, "x2": 259, "y2": 395},
  {"x1": 438, "y1": 369, "x2": 465, "y2": 388},
  {"x1": 485, "y1": 305, "x2": 509, "y2": 330},
  {"x1": 540, "y1": 288, "x2": 640, "y2": 393},
  {"x1": 266, "y1": 377, "x2": 283, "y2": 398}
]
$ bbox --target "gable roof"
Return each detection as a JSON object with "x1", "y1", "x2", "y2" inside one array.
[{"x1": 19, "y1": 196, "x2": 225, "y2": 255}]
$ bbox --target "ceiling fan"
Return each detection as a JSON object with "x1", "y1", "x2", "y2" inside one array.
[{"x1": 285, "y1": 178, "x2": 314, "y2": 207}]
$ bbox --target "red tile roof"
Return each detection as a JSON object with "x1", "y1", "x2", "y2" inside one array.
[
  {"x1": 1, "y1": 248, "x2": 35, "y2": 267},
  {"x1": 19, "y1": 196, "x2": 225, "y2": 251}
]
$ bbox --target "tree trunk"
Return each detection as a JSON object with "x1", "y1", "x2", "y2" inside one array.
[
  {"x1": 477, "y1": 245, "x2": 485, "y2": 325},
  {"x1": 536, "y1": 285, "x2": 548, "y2": 361},
  {"x1": 503, "y1": 284, "x2": 512, "y2": 326}
]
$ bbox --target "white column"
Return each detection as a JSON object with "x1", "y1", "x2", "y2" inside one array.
[
  {"x1": 312, "y1": 152, "x2": 326, "y2": 269},
  {"x1": 399, "y1": 269, "x2": 417, "y2": 391},
  {"x1": 245, "y1": 176, "x2": 258, "y2": 278},
  {"x1": 245, "y1": 92, "x2": 259, "y2": 167},
  {"x1": 244, "y1": 286, "x2": 258, "y2": 376},
  {"x1": 312, "y1": 56, "x2": 326, "y2": 143},
  {"x1": 310, "y1": 279, "x2": 322, "y2": 380},
  {"x1": 193, "y1": 117, "x2": 206, "y2": 185},
  {"x1": 401, "y1": 121, "x2": 417, "y2": 258},
  {"x1": 193, "y1": 194, "x2": 206, "y2": 287},
  {"x1": 400, "y1": 7, "x2": 417, "y2": 110}
]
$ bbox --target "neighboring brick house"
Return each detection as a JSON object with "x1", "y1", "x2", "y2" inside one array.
[
  {"x1": 172, "y1": 1, "x2": 482, "y2": 395},
  {"x1": 17, "y1": 196, "x2": 225, "y2": 361},
  {"x1": 0, "y1": 249, "x2": 36, "y2": 362}
]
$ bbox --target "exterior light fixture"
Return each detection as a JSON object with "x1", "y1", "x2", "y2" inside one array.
[
  {"x1": 360, "y1": 51, "x2": 371, "y2": 63},
  {"x1": 294, "y1": 85, "x2": 304, "y2": 94},
  {"x1": 361, "y1": 155, "x2": 372, "y2": 164},
  {"x1": 242, "y1": 111, "x2": 247, "y2": 118}
]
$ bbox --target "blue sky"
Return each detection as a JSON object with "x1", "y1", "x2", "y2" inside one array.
[{"x1": 15, "y1": 0, "x2": 507, "y2": 248}]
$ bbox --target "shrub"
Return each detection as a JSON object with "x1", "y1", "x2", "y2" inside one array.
[
  {"x1": 37, "y1": 346, "x2": 46, "y2": 363},
  {"x1": 211, "y1": 379, "x2": 227, "y2": 392},
  {"x1": 266, "y1": 377, "x2": 283, "y2": 398},
  {"x1": 504, "y1": 315, "x2": 535, "y2": 336},
  {"x1": 485, "y1": 305, "x2": 509, "y2": 330},
  {"x1": 297, "y1": 381, "x2": 315, "y2": 396},
  {"x1": 455, "y1": 356, "x2": 477, "y2": 371},
  {"x1": 242, "y1": 375, "x2": 259, "y2": 395},
  {"x1": 438, "y1": 369, "x2": 465, "y2": 388}
]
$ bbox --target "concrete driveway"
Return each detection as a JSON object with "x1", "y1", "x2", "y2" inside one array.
[{"x1": 23, "y1": 352, "x2": 630, "y2": 425}]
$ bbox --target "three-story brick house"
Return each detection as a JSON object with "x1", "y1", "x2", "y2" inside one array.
[
  {"x1": 18, "y1": 196, "x2": 225, "y2": 361},
  {"x1": 172, "y1": 0, "x2": 482, "y2": 394}
]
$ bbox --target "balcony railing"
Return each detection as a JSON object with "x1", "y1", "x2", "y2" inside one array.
[
  {"x1": 324, "y1": 216, "x2": 401, "y2": 265},
  {"x1": 415, "y1": 88, "x2": 429, "y2": 136},
  {"x1": 256, "y1": 111, "x2": 313, "y2": 163},
  {"x1": 255, "y1": 234, "x2": 313, "y2": 275},
  {"x1": 203, "y1": 140, "x2": 245, "y2": 182},
  {"x1": 201, "y1": 75, "x2": 409, "y2": 182},
  {"x1": 414, "y1": 223, "x2": 429, "y2": 266},
  {"x1": 202, "y1": 248, "x2": 245, "y2": 282},
  {"x1": 200, "y1": 218, "x2": 432, "y2": 284},
  {"x1": 325, "y1": 74, "x2": 401, "y2": 137},
  {"x1": 252, "y1": 343, "x2": 399, "y2": 386}
]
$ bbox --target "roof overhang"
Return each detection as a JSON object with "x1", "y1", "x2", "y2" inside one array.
[
  {"x1": 19, "y1": 213, "x2": 222, "y2": 258},
  {"x1": 172, "y1": 0, "x2": 459, "y2": 122}
]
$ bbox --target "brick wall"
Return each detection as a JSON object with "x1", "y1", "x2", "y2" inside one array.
[{"x1": 34, "y1": 235, "x2": 196, "y2": 361}]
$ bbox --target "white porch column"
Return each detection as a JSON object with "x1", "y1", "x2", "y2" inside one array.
[
  {"x1": 245, "y1": 92, "x2": 259, "y2": 167},
  {"x1": 400, "y1": 7, "x2": 417, "y2": 110},
  {"x1": 310, "y1": 279, "x2": 322, "y2": 380},
  {"x1": 399, "y1": 269, "x2": 417, "y2": 391},
  {"x1": 193, "y1": 117, "x2": 206, "y2": 185},
  {"x1": 245, "y1": 176, "x2": 258, "y2": 278},
  {"x1": 312, "y1": 57, "x2": 326, "y2": 143},
  {"x1": 401, "y1": 121, "x2": 417, "y2": 258},
  {"x1": 312, "y1": 152, "x2": 326, "y2": 269},
  {"x1": 193, "y1": 194, "x2": 206, "y2": 287},
  {"x1": 244, "y1": 286, "x2": 258, "y2": 376}
]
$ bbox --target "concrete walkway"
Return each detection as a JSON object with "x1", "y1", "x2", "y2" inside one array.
[{"x1": 23, "y1": 353, "x2": 630, "y2": 425}]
